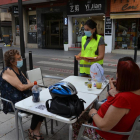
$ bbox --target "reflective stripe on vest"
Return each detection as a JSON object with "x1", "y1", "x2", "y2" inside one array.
[{"x1": 80, "y1": 64, "x2": 91, "y2": 67}]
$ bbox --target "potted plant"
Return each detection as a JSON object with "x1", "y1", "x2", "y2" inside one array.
[{"x1": 64, "y1": 41, "x2": 69, "y2": 51}]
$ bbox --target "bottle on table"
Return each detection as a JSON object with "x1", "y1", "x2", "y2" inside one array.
[{"x1": 32, "y1": 81, "x2": 40, "y2": 102}]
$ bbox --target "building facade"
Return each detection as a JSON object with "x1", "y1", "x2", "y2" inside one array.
[
  {"x1": 0, "y1": 8, "x2": 12, "y2": 43},
  {"x1": 0, "y1": 0, "x2": 112, "y2": 52}
]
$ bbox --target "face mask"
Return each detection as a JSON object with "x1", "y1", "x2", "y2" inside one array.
[
  {"x1": 17, "y1": 60, "x2": 23, "y2": 68},
  {"x1": 84, "y1": 31, "x2": 92, "y2": 37}
]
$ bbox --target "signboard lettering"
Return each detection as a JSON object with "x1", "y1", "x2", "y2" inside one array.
[
  {"x1": 67, "y1": 0, "x2": 105, "y2": 15},
  {"x1": 122, "y1": 4, "x2": 138, "y2": 10},
  {"x1": 111, "y1": 0, "x2": 139, "y2": 13},
  {"x1": 105, "y1": 17, "x2": 112, "y2": 36}
]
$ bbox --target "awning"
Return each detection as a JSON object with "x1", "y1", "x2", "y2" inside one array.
[{"x1": 110, "y1": 12, "x2": 140, "y2": 19}]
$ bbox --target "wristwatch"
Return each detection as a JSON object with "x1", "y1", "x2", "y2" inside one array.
[{"x1": 91, "y1": 113, "x2": 97, "y2": 118}]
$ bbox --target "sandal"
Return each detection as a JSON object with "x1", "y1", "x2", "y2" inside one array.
[
  {"x1": 29, "y1": 132, "x2": 44, "y2": 140},
  {"x1": 28, "y1": 129, "x2": 32, "y2": 137}
]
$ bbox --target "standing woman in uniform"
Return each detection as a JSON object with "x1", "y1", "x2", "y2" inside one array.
[{"x1": 75, "y1": 19, "x2": 105, "y2": 77}]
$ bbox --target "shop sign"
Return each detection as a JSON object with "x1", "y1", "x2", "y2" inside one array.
[
  {"x1": 67, "y1": 0, "x2": 105, "y2": 15},
  {"x1": 13, "y1": 6, "x2": 18, "y2": 14},
  {"x1": 105, "y1": 17, "x2": 112, "y2": 36},
  {"x1": 111, "y1": 0, "x2": 140, "y2": 13}
]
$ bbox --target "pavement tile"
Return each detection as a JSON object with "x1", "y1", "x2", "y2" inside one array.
[
  {"x1": 0, "y1": 112, "x2": 14, "y2": 123},
  {"x1": 0, "y1": 129, "x2": 28, "y2": 140},
  {"x1": 50, "y1": 124, "x2": 69, "y2": 140},
  {"x1": 0, "y1": 117, "x2": 16, "y2": 138}
]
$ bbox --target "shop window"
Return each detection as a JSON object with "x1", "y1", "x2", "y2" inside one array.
[
  {"x1": 72, "y1": 17, "x2": 104, "y2": 48},
  {"x1": 29, "y1": 15, "x2": 37, "y2": 32},
  {"x1": 115, "y1": 19, "x2": 138, "y2": 50}
]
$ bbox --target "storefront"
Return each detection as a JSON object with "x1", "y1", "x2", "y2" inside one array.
[
  {"x1": 110, "y1": 0, "x2": 140, "y2": 50},
  {"x1": 36, "y1": 5, "x2": 67, "y2": 49},
  {"x1": 67, "y1": 0, "x2": 106, "y2": 50}
]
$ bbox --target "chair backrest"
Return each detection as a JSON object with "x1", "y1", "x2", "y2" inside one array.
[
  {"x1": 128, "y1": 115, "x2": 140, "y2": 140},
  {"x1": 26, "y1": 68, "x2": 44, "y2": 86}
]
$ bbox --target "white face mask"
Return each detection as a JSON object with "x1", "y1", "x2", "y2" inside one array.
[{"x1": 16, "y1": 60, "x2": 23, "y2": 68}]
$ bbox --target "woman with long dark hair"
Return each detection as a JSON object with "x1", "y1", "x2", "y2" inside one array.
[{"x1": 76, "y1": 19, "x2": 105, "y2": 77}]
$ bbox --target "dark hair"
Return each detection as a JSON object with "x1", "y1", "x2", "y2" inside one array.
[
  {"x1": 4, "y1": 49, "x2": 19, "y2": 67},
  {"x1": 116, "y1": 61, "x2": 140, "y2": 92},
  {"x1": 85, "y1": 19, "x2": 97, "y2": 40},
  {"x1": 118, "y1": 57, "x2": 134, "y2": 63}
]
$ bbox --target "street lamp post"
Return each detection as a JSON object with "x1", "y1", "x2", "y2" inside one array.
[{"x1": 18, "y1": 0, "x2": 27, "y2": 76}]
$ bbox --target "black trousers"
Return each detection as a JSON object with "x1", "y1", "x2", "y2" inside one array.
[{"x1": 30, "y1": 114, "x2": 44, "y2": 130}]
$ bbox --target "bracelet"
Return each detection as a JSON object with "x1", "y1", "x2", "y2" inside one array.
[{"x1": 91, "y1": 113, "x2": 97, "y2": 118}]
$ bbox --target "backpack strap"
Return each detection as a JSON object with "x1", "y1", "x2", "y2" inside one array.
[{"x1": 46, "y1": 99, "x2": 52, "y2": 111}]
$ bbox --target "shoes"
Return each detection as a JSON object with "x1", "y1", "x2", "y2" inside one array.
[{"x1": 28, "y1": 129, "x2": 44, "y2": 140}]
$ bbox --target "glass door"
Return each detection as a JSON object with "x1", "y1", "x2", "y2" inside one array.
[{"x1": 45, "y1": 19, "x2": 63, "y2": 49}]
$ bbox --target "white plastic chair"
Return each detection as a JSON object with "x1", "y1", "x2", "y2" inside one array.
[
  {"x1": 77, "y1": 99, "x2": 140, "y2": 140},
  {"x1": 0, "y1": 96, "x2": 48, "y2": 140},
  {"x1": 26, "y1": 68, "x2": 64, "y2": 134}
]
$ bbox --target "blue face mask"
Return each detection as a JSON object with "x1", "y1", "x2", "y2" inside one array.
[
  {"x1": 17, "y1": 60, "x2": 23, "y2": 68},
  {"x1": 84, "y1": 31, "x2": 92, "y2": 37}
]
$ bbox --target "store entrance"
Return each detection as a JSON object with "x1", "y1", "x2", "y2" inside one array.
[{"x1": 45, "y1": 13, "x2": 63, "y2": 49}]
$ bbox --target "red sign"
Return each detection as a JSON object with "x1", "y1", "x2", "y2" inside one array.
[{"x1": 0, "y1": 0, "x2": 29, "y2": 6}]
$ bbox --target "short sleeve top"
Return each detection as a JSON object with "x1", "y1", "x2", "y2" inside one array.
[
  {"x1": 93, "y1": 92, "x2": 140, "y2": 140},
  {"x1": 0, "y1": 67, "x2": 31, "y2": 114}
]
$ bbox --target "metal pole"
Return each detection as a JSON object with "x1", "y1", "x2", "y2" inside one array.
[
  {"x1": 29, "y1": 51, "x2": 33, "y2": 70},
  {"x1": 74, "y1": 56, "x2": 78, "y2": 76},
  {"x1": 134, "y1": 46, "x2": 137, "y2": 63},
  {"x1": 18, "y1": 0, "x2": 27, "y2": 75}
]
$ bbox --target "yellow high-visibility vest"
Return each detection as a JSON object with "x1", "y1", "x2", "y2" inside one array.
[{"x1": 80, "y1": 35, "x2": 103, "y2": 74}]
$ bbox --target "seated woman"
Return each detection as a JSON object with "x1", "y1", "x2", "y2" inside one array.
[
  {"x1": 0, "y1": 49, "x2": 44, "y2": 140},
  {"x1": 88, "y1": 60, "x2": 140, "y2": 140}
]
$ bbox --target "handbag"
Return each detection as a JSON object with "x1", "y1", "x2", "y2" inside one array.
[{"x1": 46, "y1": 94, "x2": 86, "y2": 118}]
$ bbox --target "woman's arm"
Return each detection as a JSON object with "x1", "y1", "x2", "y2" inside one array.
[
  {"x1": 2, "y1": 68, "x2": 34, "y2": 91},
  {"x1": 21, "y1": 72, "x2": 31, "y2": 84},
  {"x1": 89, "y1": 106, "x2": 129, "y2": 131}
]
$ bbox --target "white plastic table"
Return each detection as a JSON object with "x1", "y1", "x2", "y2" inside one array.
[
  {"x1": 62, "y1": 76, "x2": 109, "y2": 95},
  {"x1": 15, "y1": 88, "x2": 97, "y2": 140}
]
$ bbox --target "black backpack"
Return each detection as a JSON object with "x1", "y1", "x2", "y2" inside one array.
[{"x1": 46, "y1": 94, "x2": 86, "y2": 119}]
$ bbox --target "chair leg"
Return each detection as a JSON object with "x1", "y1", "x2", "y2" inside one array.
[
  {"x1": 51, "y1": 119, "x2": 54, "y2": 134},
  {"x1": 56, "y1": 121, "x2": 58, "y2": 126},
  {"x1": 69, "y1": 124, "x2": 73, "y2": 140},
  {"x1": 44, "y1": 118, "x2": 48, "y2": 135},
  {"x1": 15, "y1": 110, "x2": 19, "y2": 140},
  {"x1": 77, "y1": 125, "x2": 85, "y2": 140},
  {"x1": 18, "y1": 115, "x2": 25, "y2": 140}
]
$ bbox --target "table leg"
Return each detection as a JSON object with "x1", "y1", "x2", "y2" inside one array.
[
  {"x1": 15, "y1": 109, "x2": 19, "y2": 140},
  {"x1": 69, "y1": 124, "x2": 73, "y2": 140}
]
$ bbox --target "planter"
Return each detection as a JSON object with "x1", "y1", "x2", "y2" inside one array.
[{"x1": 64, "y1": 44, "x2": 69, "y2": 51}]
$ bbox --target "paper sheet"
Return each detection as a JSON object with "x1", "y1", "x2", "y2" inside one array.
[{"x1": 30, "y1": 104, "x2": 52, "y2": 116}]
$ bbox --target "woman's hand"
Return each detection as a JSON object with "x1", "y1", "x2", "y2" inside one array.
[
  {"x1": 109, "y1": 78, "x2": 116, "y2": 85},
  {"x1": 109, "y1": 88, "x2": 119, "y2": 97},
  {"x1": 89, "y1": 108, "x2": 97, "y2": 117},
  {"x1": 109, "y1": 78, "x2": 117, "y2": 89},
  {"x1": 75, "y1": 55, "x2": 82, "y2": 61}
]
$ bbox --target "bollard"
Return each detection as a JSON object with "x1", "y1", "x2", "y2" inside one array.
[
  {"x1": 74, "y1": 56, "x2": 78, "y2": 76},
  {"x1": 134, "y1": 46, "x2": 137, "y2": 63},
  {"x1": 29, "y1": 51, "x2": 33, "y2": 70}
]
